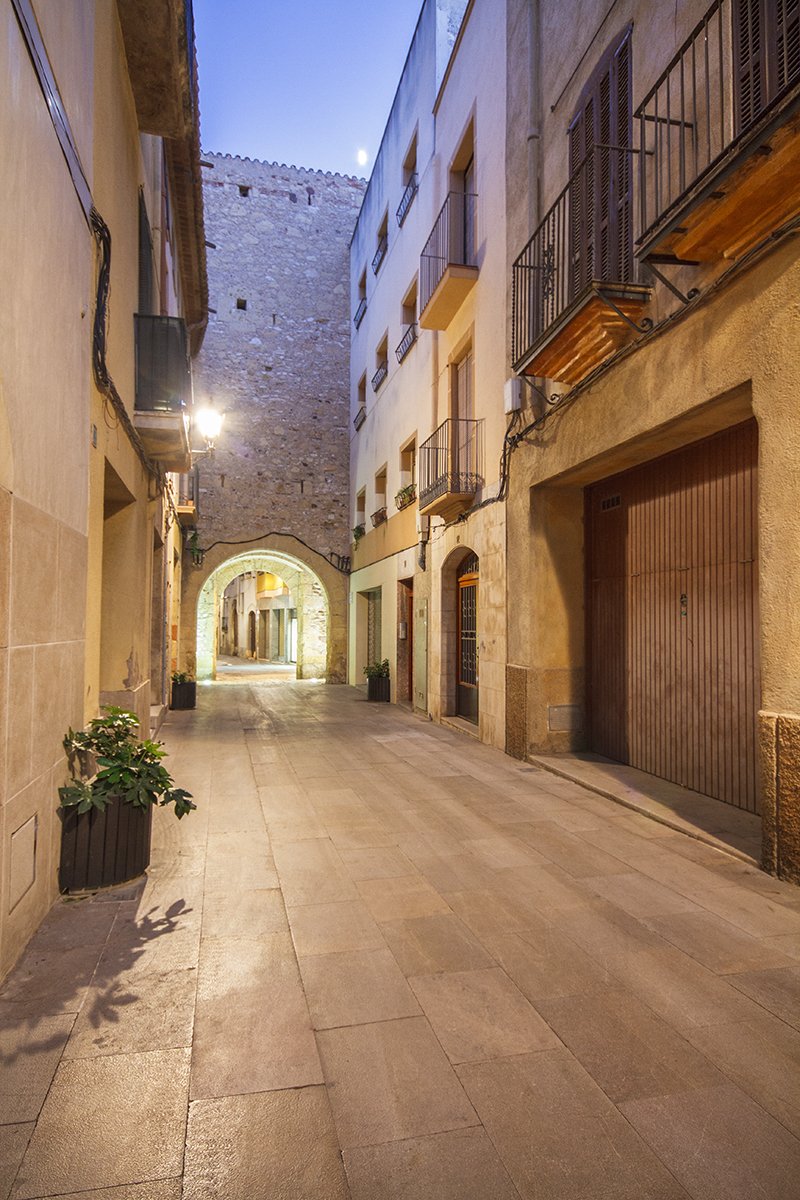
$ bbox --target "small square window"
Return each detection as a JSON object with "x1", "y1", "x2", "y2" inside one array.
[
  {"x1": 239, "y1": 185, "x2": 250, "y2": 197},
  {"x1": 236, "y1": 298, "x2": 247, "y2": 311}
]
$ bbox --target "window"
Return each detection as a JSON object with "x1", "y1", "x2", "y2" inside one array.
[
  {"x1": 373, "y1": 467, "x2": 387, "y2": 525},
  {"x1": 452, "y1": 348, "x2": 476, "y2": 482},
  {"x1": 354, "y1": 269, "x2": 367, "y2": 328},
  {"x1": 397, "y1": 133, "x2": 418, "y2": 226},
  {"x1": 734, "y1": 0, "x2": 800, "y2": 131},
  {"x1": 396, "y1": 278, "x2": 418, "y2": 362},
  {"x1": 236, "y1": 297, "x2": 247, "y2": 311},
  {"x1": 372, "y1": 335, "x2": 388, "y2": 392},
  {"x1": 398, "y1": 437, "x2": 417, "y2": 509},
  {"x1": 568, "y1": 26, "x2": 633, "y2": 290},
  {"x1": 372, "y1": 213, "x2": 388, "y2": 274},
  {"x1": 239, "y1": 185, "x2": 250, "y2": 197},
  {"x1": 450, "y1": 123, "x2": 476, "y2": 266},
  {"x1": 354, "y1": 373, "x2": 367, "y2": 430},
  {"x1": 355, "y1": 488, "x2": 366, "y2": 528}
]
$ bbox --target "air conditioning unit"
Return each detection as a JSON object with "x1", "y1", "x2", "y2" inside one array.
[{"x1": 504, "y1": 376, "x2": 525, "y2": 414}]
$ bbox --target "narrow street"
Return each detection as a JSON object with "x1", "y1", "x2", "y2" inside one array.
[{"x1": 2, "y1": 679, "x2": 800, "y2": 1199}]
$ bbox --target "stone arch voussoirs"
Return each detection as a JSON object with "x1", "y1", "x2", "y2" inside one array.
[{"x1": 179, "y1": 535, "x2": 348, "y2": 683}]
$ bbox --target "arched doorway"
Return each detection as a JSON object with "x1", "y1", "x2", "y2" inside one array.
[
  {"x1": 189, "y1": 549, "x2": 335, "y2": 681},
  {"x1": 440, "y1": 546, "x2": 479, "y2": 725}
]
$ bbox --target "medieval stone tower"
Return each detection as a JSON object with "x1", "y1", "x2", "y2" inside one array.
[{"x1": 182, "y1": 154, "x2": 365, "y2": 682}]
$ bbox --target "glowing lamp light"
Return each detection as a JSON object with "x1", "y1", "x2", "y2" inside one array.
[{"x1": 194, "y1": 406, "x2": 224, "y2": 450}]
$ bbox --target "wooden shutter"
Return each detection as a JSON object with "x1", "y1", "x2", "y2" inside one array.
[
  {"x1": 734, "y1": 0, "x2": 800, "y2": 134},
  {"x1": 735, "y1": 0, "x2": 767, "y2": 130},
  {"x1": 567, "y1": 26, "x2": 632, "y2": 297}
]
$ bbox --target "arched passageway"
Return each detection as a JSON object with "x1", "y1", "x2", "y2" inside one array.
[{"x1": 179, "y1": 538, "x2": 348, "y2": 683}]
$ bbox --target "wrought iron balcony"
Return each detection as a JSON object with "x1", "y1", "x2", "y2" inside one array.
[
  {"x1": 395, "y1": 323, "x2": 417, "y2": 363},
  {"x1": 371, "y1": 360, "x2": 388, "y2": 392},
  {"x1": 353, "y1": 297, "x2": 367, "y2": 329},
  {"x1": 371, "y1": 506, "x2": 388, "y2": 528},
  {"x1": 372, "y1": 233, "x2": 388, "y2": 275},
  {"x1": 512, "y1": 146, "x2": 651, "y2": 384},
  {"x1": 418, "y1": 418, "x2": 481, "y2": 521},
  {"x1": 176, "y1": 466, "x2": 199, "y2": 526},
  {"x1": 419, "y1": 192, "x2": 478, "y2": 330},
  {"x1": 133, "y1": 314, "x2": 192, "y2": 471},
  {"x1": 636, "y1": 0, "x2": 800, "y2": 261},
  {"x1": 353, "y1": 406, "x2": 367, "y2": 431},
  {"x1": 396, "y1": 174, "x2": 418, "y2": 226}
]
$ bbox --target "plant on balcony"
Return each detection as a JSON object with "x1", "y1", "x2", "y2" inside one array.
[
  {"x1": 170, "y1": 671, "x2": 196, "y2": 710},
  {"x1": 395, "y1": 483, "x2": 417, "y2": 511},
  {"x1": 58, "y1": 707, "x2": 195, "y2": 892},
  {"x1": 371, "y1": 507, "x2": 388, "y2": 528},
  {"x1": 352, "y1": 523, "x2": 366, "y2": 544},
  {"x1": 363, "y1": 659, "x2": 390, "y2": 702}
]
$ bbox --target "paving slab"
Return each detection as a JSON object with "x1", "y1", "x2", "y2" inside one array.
[{"x1": 2, "y1": 677, "x2": 800, "y2": 1199}]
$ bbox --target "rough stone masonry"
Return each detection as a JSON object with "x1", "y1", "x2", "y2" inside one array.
[{"x1": 194, "y1": 153, "x2": 366, "y2": 561}]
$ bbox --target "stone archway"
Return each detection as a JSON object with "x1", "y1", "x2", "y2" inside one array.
[{"x1": 179, "y1": 536, "x2": 348, "y2": 683}]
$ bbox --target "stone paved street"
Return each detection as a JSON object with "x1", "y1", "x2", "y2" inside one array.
[{"x1": 3, "y1": 680, "x2": 800, "y2": 1199}]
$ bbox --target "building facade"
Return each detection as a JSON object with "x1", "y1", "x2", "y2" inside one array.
[
  {"x1": 0, "y1": 0, "x2": 207, "y2": 978},
  {"x1": 348, "y1": 0, "x2": 511, "y2": 748},
  {"x1": 504, "y1": 0, "x2": 800, "y2": 879},
  {"x1": 181, "y1": 155, "x2": 365, "y2": 686},
  {"x1": 350, "y1": 0, "x2": 800, "y2": 879}
]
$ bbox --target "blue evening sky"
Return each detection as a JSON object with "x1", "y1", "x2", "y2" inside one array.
[{"x1": 194, "y1": 0, "x2": 424, "y2": 178}]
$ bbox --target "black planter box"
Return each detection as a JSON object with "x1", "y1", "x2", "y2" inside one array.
[
  {"x1": 170, "y1": 680, "x2": 196, "y2": 709},
  {"x1": 59, "y1": 800, "x2": 153, "y2": 892},
  {"x1": 367, "y1": 676, "x2": 390, "y2": 702}
]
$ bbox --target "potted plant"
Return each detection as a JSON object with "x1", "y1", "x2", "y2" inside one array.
[
  {"x1": 353, "y1": 523, "x2": 366, "y2": 544},
  {"x1": 170, "y1": 670, "x2": 196, "y2": 709},
  {"x1": 58, "y1": 707, "x2": 195, "y2": 892},
  {"x1": 364, "y1": 658, "x2": 391, "y2": 702},
  {"x1": 395, "y1": 483, "x2": 417, "y2": 510}
]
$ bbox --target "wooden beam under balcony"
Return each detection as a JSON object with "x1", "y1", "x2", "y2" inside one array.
[
  {"x1": 642, "y1": 105, "x2": 800, "y2": 264},
  {"x1": 419, "y1": 265, "x2": 479, "y2": 331},
  {"x1": 518, "y1": 284, "x2": 651, "y2": 386}
]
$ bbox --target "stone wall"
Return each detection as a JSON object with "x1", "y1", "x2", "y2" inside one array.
[{"x1": 194, "y1": 154, "x2": 365, "y2": 563}]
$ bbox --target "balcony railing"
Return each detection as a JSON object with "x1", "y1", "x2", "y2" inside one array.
[
  {"x1": 395, "y1": 323, "x2": 417, "y2": 363},
  {"x1": 371, "y1": 506, "x2": 388, "y2": 528},
  {"x1": 134, "y1": 314, "x2": 191, "y2": 412},
  {"x1": 372, "y1": 233, "x2": 388, "y2": 275},
  {"x1": 636, "y1": 0, "x2": 800, "y2": 251},
  {"x1": 420, "y1": 191, "x2": 478, "y2": 314},
  {"x1": 353, "y1": 406, "x2": 367, "y2": 431},
  {"x1": 371, "y1": 360, "x2": 388, "y2": 392},
  {"x1": 419, "y1": 418, "x2": 480, "y2": 514},
  {"x1": 512, "y1": 146, "x2": 642, "y2": 373},
  {"x1": 353, "y1": 297, "x2": 367, "y2": 329},
  {"x1": 396, "y1": 174, "x2": 418, "y2": 226},
  {"x1": 177, "y1": 467, "x2": 198, "y2": 507}
]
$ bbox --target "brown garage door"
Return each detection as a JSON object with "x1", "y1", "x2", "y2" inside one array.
[{"x1": 586, "y1": 420, "x2": 759, "y2": 812}]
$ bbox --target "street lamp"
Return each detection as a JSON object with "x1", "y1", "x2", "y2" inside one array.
[{"x1": 193, "y1": 405, "x2": 224, "y2": 452}]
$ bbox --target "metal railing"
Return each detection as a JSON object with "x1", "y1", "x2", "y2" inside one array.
[
  {"x1": 396, "y1": 174, "x2": 418, "y2": 226},
  {"x1": 636, "y1": 0, "x2": 800, "y2": 246},
  {"x1": 134, "y1": 314, "x2": 191, "y2": 412},
  {"x1": 177, "y1": 467, "x2": 198, "y2": 507},
  {"x1": 419, "y1": 418, "x2": 481, "y2": 510},
  {"x1": 395, "y1": 323, "x2": 417, "y2": 363},
  {"x1": 371, "y1": 360, "x2": 388, "y2": 392},
  {"x1": 420, "y1": 192, "x2": 478, "y2": 313},
  {"x1": 353, "y1": 406, "x2": 366, "y2": 431},
  {"x1": 512, "y1": 146, "x2": 635, "y2": 370},
  {"x1": 370, "y1": 507, "x2": 388, "y2": 528},
  {"x1": 353, "y1": 296, "x2": 367, "y2": 329},
  {"x1": 372, "y1": 232, "x2": 388, "y2": 274}
]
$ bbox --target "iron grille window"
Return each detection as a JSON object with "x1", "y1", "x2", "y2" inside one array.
[{"x1": 134, "y1": 315, "x2": 191, "y2": 413}]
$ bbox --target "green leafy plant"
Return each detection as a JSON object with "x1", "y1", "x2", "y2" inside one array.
[
  {"x1": 395, "y1": 483, "x2": 417, "y2": 510},
  {"x1": 59, "y1": 707, "x2": 195, "y2": 819},
  {"x1": 363, "y1": 659, "x2": 390, "y2": 679},
  {"x1": 171, "y1": 671, "x2": 193, "y2": 683},
  {"x1": 352, "y1": 523, "x2": 366, "y2": 543}
]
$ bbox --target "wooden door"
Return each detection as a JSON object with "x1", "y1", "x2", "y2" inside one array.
[
  {"x1": 587, "y1": 420, "x2": 760, "y2": 811},
  {"x1": 457, "y1": 554, "x2": 479, "y2": 724}
]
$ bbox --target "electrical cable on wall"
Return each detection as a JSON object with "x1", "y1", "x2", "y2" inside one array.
[{"x1": 190, "y1": 531, "x2": 351, "y2": 574}]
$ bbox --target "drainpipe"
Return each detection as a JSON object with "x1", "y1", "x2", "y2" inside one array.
[{"x1": 528, "y1": 0, "x2": 542, "y2": 231}]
